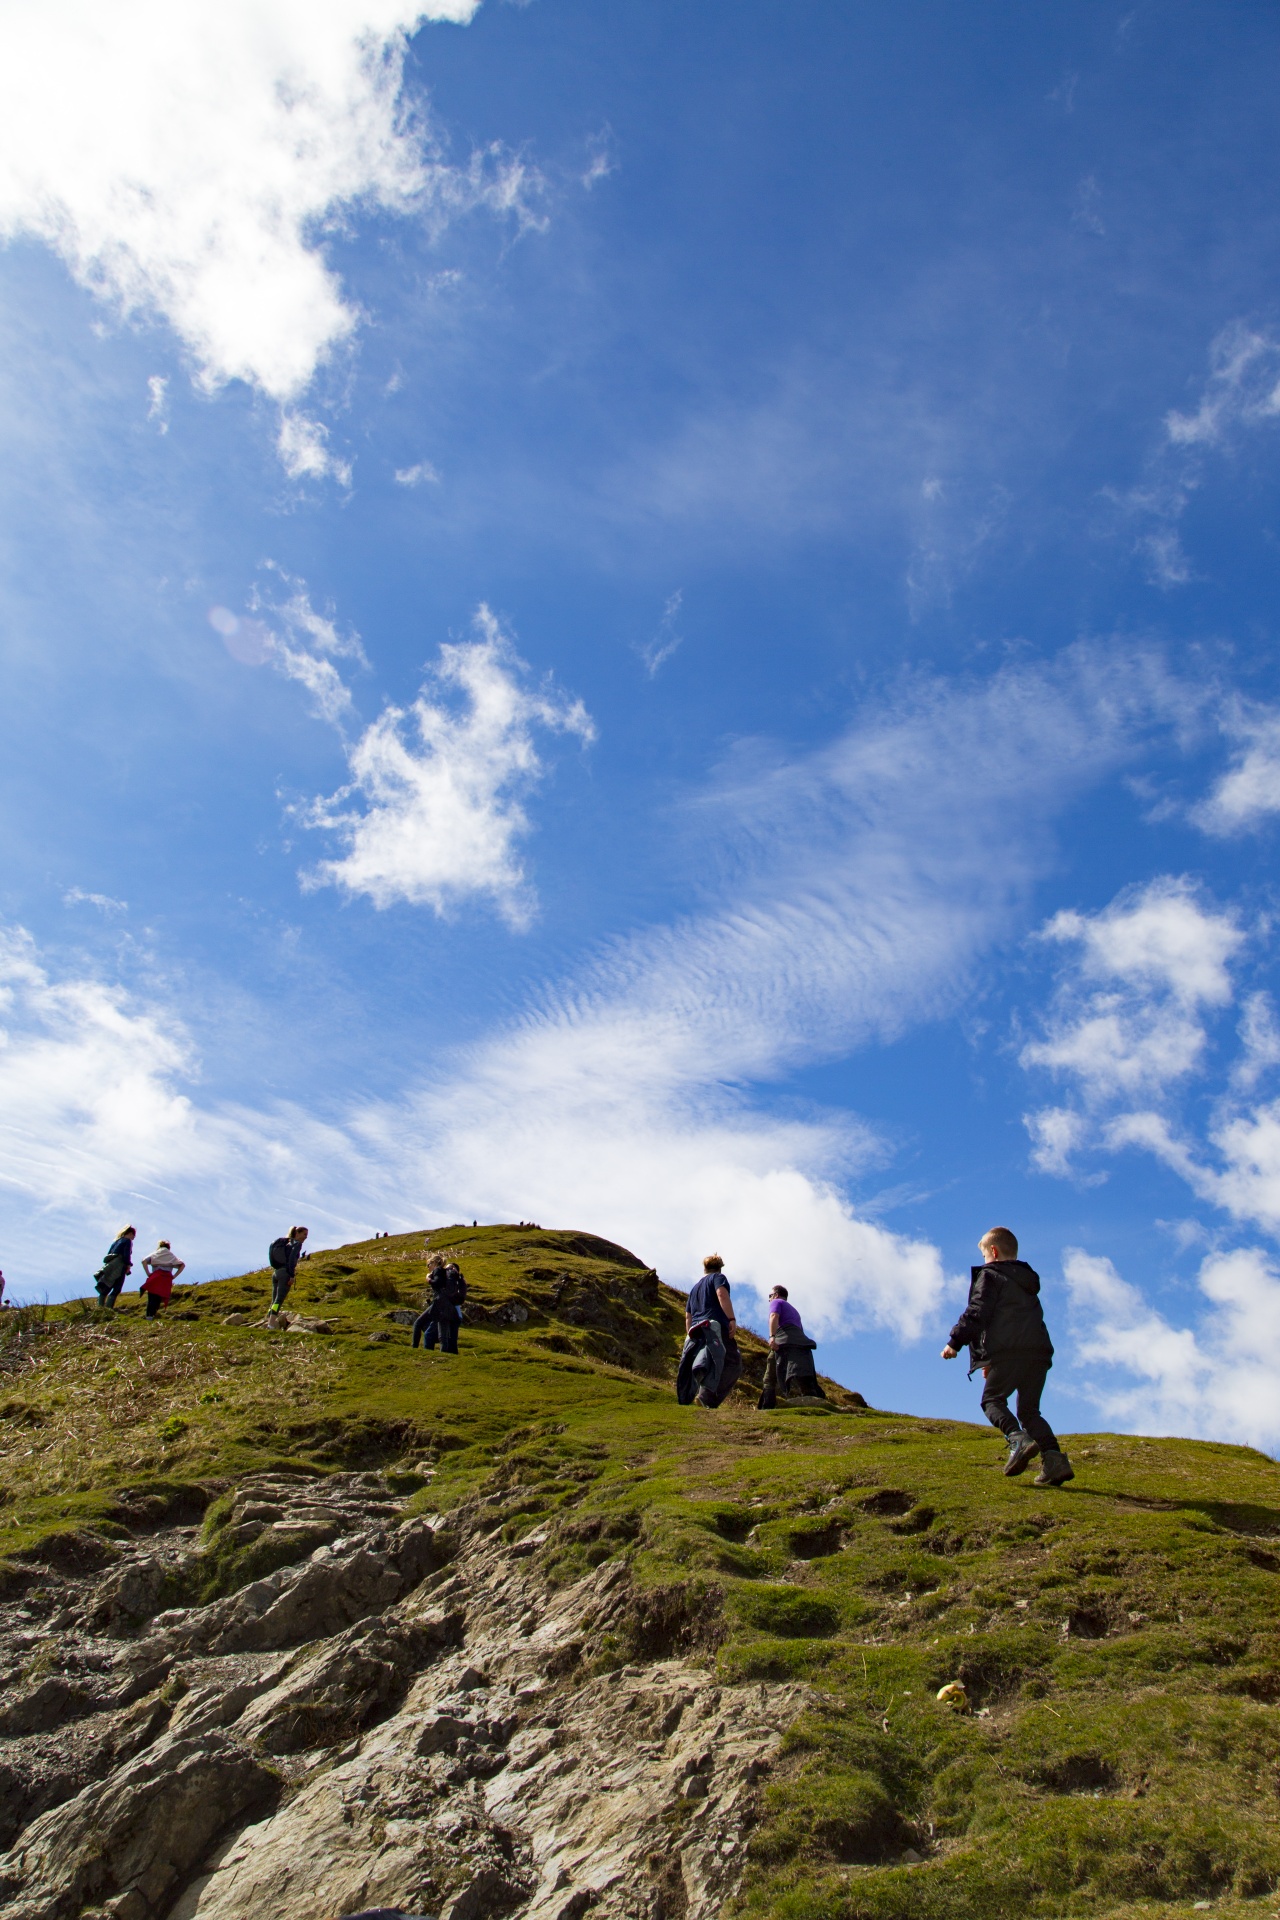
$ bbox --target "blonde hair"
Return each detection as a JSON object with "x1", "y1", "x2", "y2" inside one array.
[
  {"x1": 427, "y1": 1252, "x2": 446, "y2": 1270},
  {"x1": 980, "y1": 1226, "x2": 1018, "y2": 1260},
  {"x1": 702, "y1": 1253, "x2": 724, "y2": 1272}
]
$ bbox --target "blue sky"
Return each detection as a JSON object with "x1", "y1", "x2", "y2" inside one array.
[{"x1": 4, "y1": 1, "x2": 1280, "y2": 1446}]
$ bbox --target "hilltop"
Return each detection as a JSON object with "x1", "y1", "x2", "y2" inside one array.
[{"x1": 0, "y1": 1225, "x2": 1278, "y2": 1920}]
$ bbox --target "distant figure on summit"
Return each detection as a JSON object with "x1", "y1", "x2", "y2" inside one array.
[
  {"x1": 267, "y1": 1225, "x2": 308, "y2": 1325},
  {"x1": 942, "y1": 1227, "x2": 1074, "y2": 1486}
]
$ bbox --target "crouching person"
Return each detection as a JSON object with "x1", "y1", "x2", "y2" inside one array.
[
  {"x1": 676, "y1": 1255, "x2": 743, "y2": 1408},
  {"x1": 942, "y1": 1226, "x2": 1073, "y2": 1486}
]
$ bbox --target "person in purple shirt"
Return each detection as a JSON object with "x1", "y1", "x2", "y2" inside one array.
[{"x1": 758, "y1": 1285, "x2": 825, "y2": 1407}]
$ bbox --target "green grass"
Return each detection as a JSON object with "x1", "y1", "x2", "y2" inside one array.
[{"x1": 4, "y1": 1224, "x2": 1280, "y2": 1920}]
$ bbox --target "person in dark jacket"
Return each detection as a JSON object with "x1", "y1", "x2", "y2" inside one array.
[
  {"x1": 266, "y1": 1226, "x2": 308, "y2": 1324},
  {"x1": 942, "y1": 1226, "x2": 1074, "y2": 1486},
  {"x1": 758, "y1": 1286, "x2": 826, "y2": 1407},
  {"x1": 95, "y1": 1227, "x2": 136, "y2": 1309},
  {"x1": 676, "y1": 1255, "x2": 743, "y2": 1408},
  {"x1": 413, "y1": 1254, "x2": 467, "y2": 1354}
]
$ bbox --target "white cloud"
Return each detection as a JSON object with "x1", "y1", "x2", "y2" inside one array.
[
  {"x1": 1110, "y1": 324, "x2": 1280, "y2": 589},
  {"x1": 1020, "y1": 880, "x2": 1280, "y2": 1253},
  {"x1": 210, "y1": 573, "x2": 368, "y2": 728},
  {"x1": 1193, "y1": 709, "x2": 1280, "y2": 835},
  {"x1": 277, "y1": 411, "x2": 352, "y2": 488},
  {"x1": 302, "y1": 605, "x2": 594, "y2": 921},
  {"x1": 1165, "y1": 323, "x2": 1280, "y2": 448},
  {"x1": 0, "y1": 1, "x2": 545, "y2": 473},
  {"x1": 1064, "y1": 1244, "x2": 1280, "y2": 1449},
  {"x1": 0, "y1": 645, "x2": 1198, "y2": 1342},
  {"x1": 1232, "y1": 993, "x2": 1280, "y2": 1093},
  {"x1": 638, "y1": 590, "x2": 682, "y2": 677},
  {"x1": 1040, "y1": 876, "x2": 1240, "y2": 1007},
  {"x1": 1024, "y1": 1105, "x2": 1089, "y2": 1179},
  {"x1": 146, "y1": 374, "x2": 169, "y2": 434},
  {"x1": 394, "y1": 460, "x2": 442, "y2": 487},
  {"x1": 1021, "y1": 880, "x2": 1240, "y2": 1138},
  {"x1": 63, "y1": 888, "x2": 127, "y2": 914},
  {"x1": 0, "y1": 926, "x2": 385, "y2": 1283}
]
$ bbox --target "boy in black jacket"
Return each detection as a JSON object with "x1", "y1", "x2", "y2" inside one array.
[{"x1": 942, "y1": 1227, "x2": 1074, "y2": 1486}]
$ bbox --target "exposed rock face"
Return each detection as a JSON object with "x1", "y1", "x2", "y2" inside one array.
[{"x1": 0, "y1": 1472, "x2": 803, "y2": 1920}]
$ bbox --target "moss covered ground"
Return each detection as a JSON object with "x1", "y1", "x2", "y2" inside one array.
[{"x1": 4, "y1": 1224, "x2": 1280, "y2": 1920}]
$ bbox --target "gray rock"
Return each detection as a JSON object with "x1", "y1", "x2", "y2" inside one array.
[
  {"x1": 0, "y1": 1730, "x2": 276, "y2": 1920},
  {"x1": 0, "y1": 1678, "x2": 94, "y2": 1739},
  {"x1": 237, "y1": 1613, "x2": 463, "y2": 1754}
]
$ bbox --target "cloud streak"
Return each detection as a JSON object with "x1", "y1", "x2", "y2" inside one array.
[{"x1": 0, "y1": 643, "x2": 1199, "y2": 1349}]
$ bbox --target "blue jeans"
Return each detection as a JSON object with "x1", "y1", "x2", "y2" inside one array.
[
  {"x1": 677, "y1": 1321, "x2": 727, "y2": 1403},
  {"x1": 414, "y1": 1308, "x2": 458, "y2": 1353}
]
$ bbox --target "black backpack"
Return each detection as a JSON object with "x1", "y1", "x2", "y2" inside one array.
[{"x1": 269, "y1": 1237, "x2": 291, "y2": 1271}]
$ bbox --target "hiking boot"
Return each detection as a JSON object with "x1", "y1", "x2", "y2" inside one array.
[
  {"x1": 1033, "y1": 1449, "x2": 1075, "y2": 1486},
  {"x1": 1003, "y1": 1430, "x2": 1040, "y2": 1476}
]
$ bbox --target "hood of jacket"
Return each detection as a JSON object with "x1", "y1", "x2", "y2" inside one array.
[{"x1": 979, "y1": 1258, "x2": 1041, "y2": 1294}]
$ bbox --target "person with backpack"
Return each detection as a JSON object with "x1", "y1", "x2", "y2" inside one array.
[
  {"x1": 94, "y1": 1227, "x2": 136, "y2": 1309},
  {"x1": 942, "y1": 1226, "x2": 1074, "y2": 1486},
  {"x1": 266, "y1": 1226, "x2": 308, "y2": 1324},
  {"x1": 412, "y1": 1253, "x2": 467, "y2": 1353},
  {"x1": 676, "y1": 1254, "x2": 743, "y2": 1408},
  {"x1": 140, "y1": 1240, "x2": 185, "y2": 1318},
  {"x1": 757, "y1": 1286, "x2": 826, "y2": 1408}
]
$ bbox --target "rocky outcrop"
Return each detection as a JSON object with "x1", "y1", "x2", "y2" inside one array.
[{"x1": 0, "y1": 1470, "x2": 803, "y2": 1920}]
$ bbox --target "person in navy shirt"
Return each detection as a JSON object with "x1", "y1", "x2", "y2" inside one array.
[{"x1": 676, "y1": 1254, "x2": 743, "y2": 1407}]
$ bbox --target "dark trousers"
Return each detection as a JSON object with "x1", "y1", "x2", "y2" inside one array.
[
  {"x1": 270, "y1": 1270, "x2": 293, "y2": 1309},
  {"x1": 413, "y1": 1309, "x2": 458, "y2": 1353},
  {"x1": 677, "y1": 1325, "x2": 741, "y2": 1407},
  {"x1": 144, "y1": 1291, "x2": 164, "y2": 1319},
  {"x1": 97, "y1": 1281, "x2": 125, "y2": 1308},
  {"x1": 980, "y1": 1352, "x2": 1058, "y2": 1451}
]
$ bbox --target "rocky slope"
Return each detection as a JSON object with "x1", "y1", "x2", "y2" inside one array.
[{"x1": 1, "y1": 1226, "x2": 1280, "y2": 1920}]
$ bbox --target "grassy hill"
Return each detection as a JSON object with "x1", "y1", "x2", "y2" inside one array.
[{"x1": 4, "y1": 1224, "x2": 1280, "y2": 1920}]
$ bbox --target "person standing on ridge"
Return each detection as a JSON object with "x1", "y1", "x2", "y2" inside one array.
[
  {"x1": 413, "y1": 1252, "x2": 466, "y2": 1353},
  {"x1": 942, "y1": 1226, "x2": 1074, "y2": 1486},
  {"x1": 95, "y1": 1226, "x2": 136, "y2": 1309},
  {"x1": 140, "y1": 1240, "x2": 185, "y2": 1319},
  {"x1": 758, "y1": 1285, "x2": 825, "y2": 1407},
  {"x1": 267, "y1": 1226, "x2": 308, "y2": 1325},
  {"x1": 676, "y1": 1254, "x2": 743, "y2": 1408}
]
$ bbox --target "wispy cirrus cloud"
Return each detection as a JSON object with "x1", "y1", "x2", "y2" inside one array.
[
  {"x1": 1109, "y1": 322, "x2": 1280, "y2": 589},
  {"x1": 209, "y1": 571, "x2": 369, "y2": 730},
  {"x1": 0, "y1": 643, "x2": 1198, "y2": 1342},
  {"x1": 0, "y1": 0, "x2": 542, "y2": 478}
]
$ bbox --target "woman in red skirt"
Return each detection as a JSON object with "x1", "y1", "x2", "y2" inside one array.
[{"x1": 141, "y1": 1240, "x2": 185, "y2": 1318}]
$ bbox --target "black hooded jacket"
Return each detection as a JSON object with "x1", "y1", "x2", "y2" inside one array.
[{"x1": 948, "y1": 1260, "x2": 1053, "y2": 1370}]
